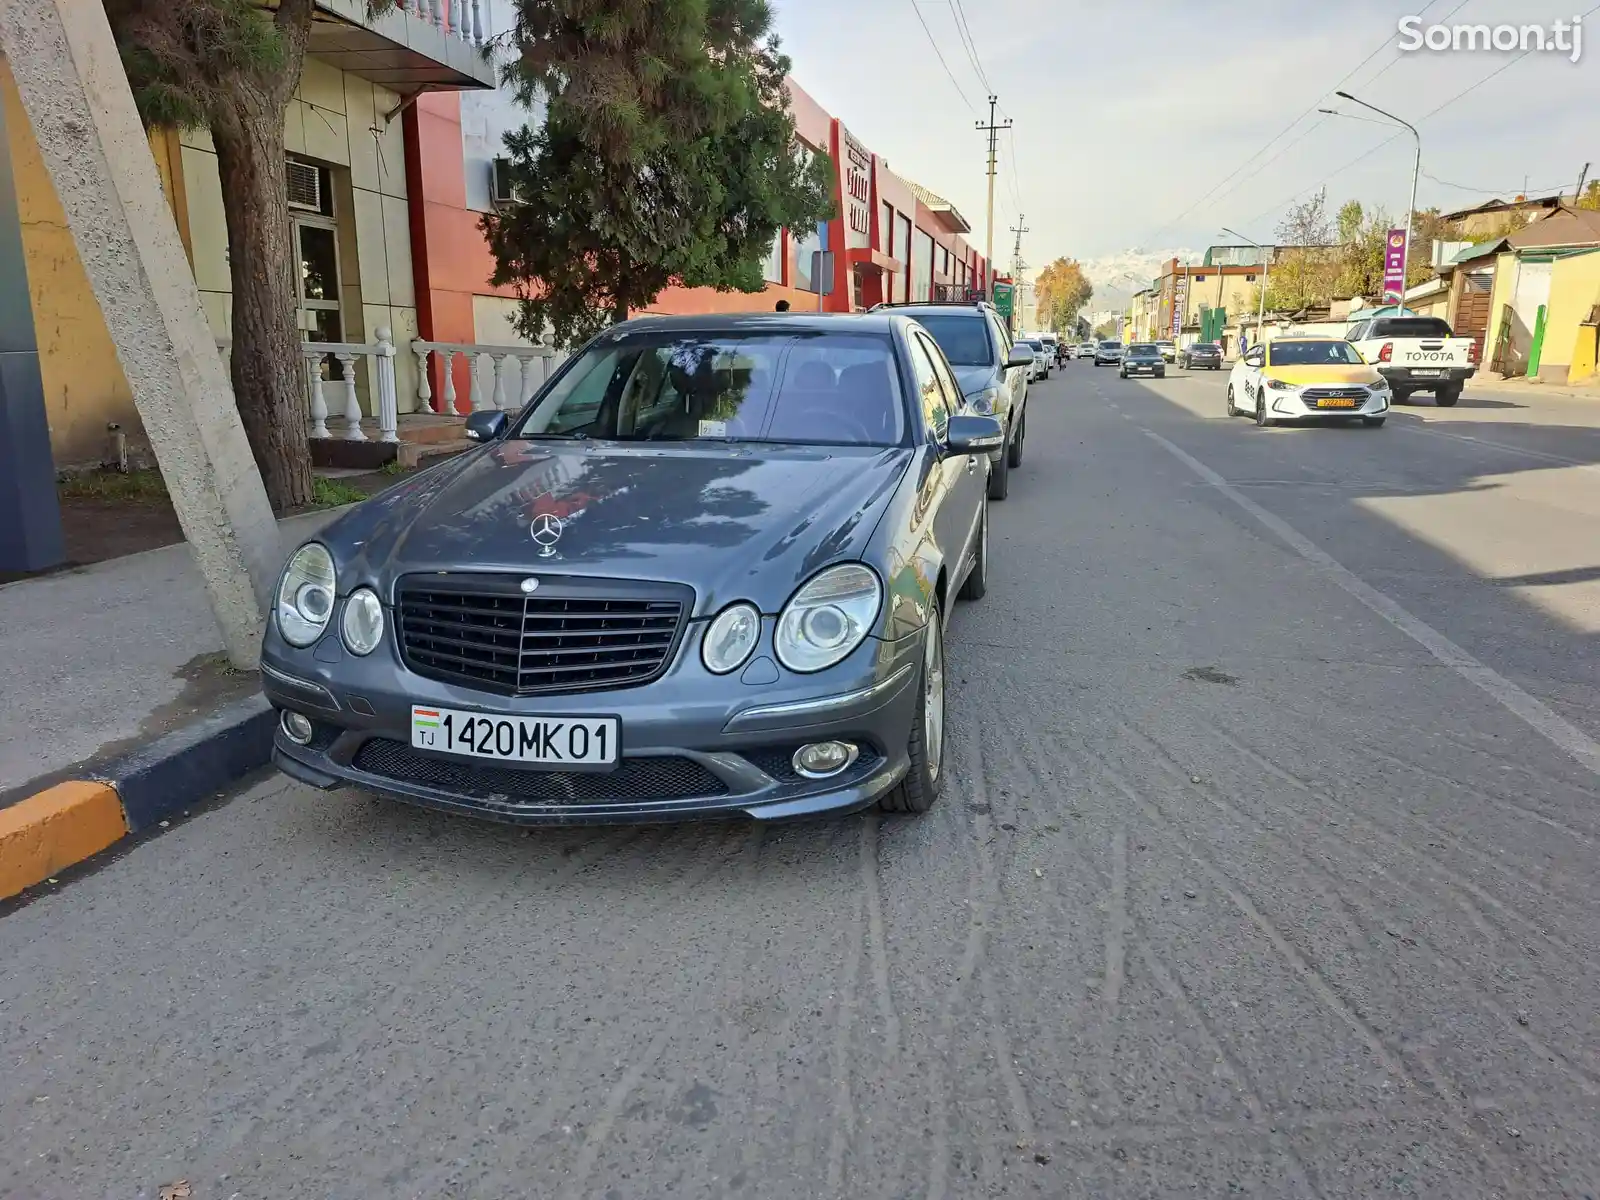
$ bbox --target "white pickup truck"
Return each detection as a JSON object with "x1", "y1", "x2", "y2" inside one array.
[{"x1": 1344, "y1": 315, "x2": 1478, "y2": 406}]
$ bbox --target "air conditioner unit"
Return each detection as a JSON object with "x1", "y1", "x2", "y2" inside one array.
[
  {"x1": 286, "y1": 159, "x2": 322, "y2": 212},
  {"x1": 491, "y1": 157, "x2": 519, "y2": 205}
]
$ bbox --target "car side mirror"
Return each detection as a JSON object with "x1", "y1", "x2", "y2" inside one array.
[
  {"x1": 945, "y1": 413, "x2": 1005, "y2": 456},
  {"x1": 464, "y1": 410, "x2": 508, "y2": 442},
  {"x1": 1005, "y1": 347, "x2": 1035, "y2": 370}
]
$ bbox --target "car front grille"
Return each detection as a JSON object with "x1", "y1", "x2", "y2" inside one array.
[
  {"x1": 352, "y1": 738, "x2": 727, "y2": 805},
  {"x1": 396, "y1": 573, "x2": 691, "y2": 697},
  {"x1": 1302, "y1": 387, "x2": 1368, "y2": 401}
]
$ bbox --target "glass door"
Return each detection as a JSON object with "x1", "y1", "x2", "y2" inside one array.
[{"x1": 295, "y1": 216, "x2": 344, "y2": 382}]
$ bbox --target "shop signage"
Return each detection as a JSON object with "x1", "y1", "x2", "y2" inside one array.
[
  {"x1": 1383, "y1": 228, "x2": 1408, "y2": 301},
  {"x1": 840, "y1": 128, "x2": 873, "y2": 251},
  {"x1": 1172, "y1": 274, "x2": 1188, "y2": 338}
]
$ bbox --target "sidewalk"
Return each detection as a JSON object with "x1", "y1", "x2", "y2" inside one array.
[
  {"x1": 1465, "y1": 374, "x2": 1600, "y2": 403},
  {"x1": 0, "y1": 507, "x2": 344, "y2": 800}
]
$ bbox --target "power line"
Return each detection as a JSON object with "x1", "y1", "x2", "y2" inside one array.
[
  {"x1": 1421, "y1": 169, "x2": 1569, "y2": 195},
  {"x1": 946, "y1": 0, "x2": 993, "y2": 95},
  {"x1": 1002, "y1": 126, "x2": 1025, "y2": 214},
  {"x1": 1144, "y1": 0, "x2": 1452, "y2": 245},
  {"x1": 909, "y1": 0, "x2": 977, "y2": 113},
  {"x1": 1236, "y1": 7, "x2": 1598, "y2": 234}
]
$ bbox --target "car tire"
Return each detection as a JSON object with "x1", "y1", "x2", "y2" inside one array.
[
  {"x1": 1436, "y1": 386, "x2": 1461, "y2": 407},
  {"x1": 1391, "y1": 387, "x2": 1411, "y2": 404},
  {"x1": 1156, "y1": 370, "x2": 1165, "y2": 378},
  {"x1": 1007, "y1": 414, "x2": 1024, "y2": 468},
  {"x1": 959, "y1": 499, "x2": 988, "y2": 601},
  {"x1": 1253, "y1": 389, "x2": 1273, "y2": 428},
  {"x1": 987, "y1": 445, "x2": 1011, "y2": 501},
  {"x1": 1226, "y1": 384, "x2": 1239, "y2": 417},
  {"x1": 1362, "y1": 416, "x2": 1386, "y2": 427},
  {"x1": 880, "y1": 605, "x2": 946, "y2": 815}
]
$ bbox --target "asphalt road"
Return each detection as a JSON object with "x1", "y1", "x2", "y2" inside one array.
[{"x1": 6, "y1": 367, "x2": 1600, "y2": 1198}]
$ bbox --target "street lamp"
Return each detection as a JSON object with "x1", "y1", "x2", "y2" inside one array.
[
  {"x1": 1332, "y1": 90, "x2": 1420, "y2": 311},
  {"x1": 1221, "y1": 226, "x2": 1269, "y2": 347}
]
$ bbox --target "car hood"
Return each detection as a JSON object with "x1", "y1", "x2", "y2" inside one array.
[
  {"x1": 324, "y1": 441, "x2": 911, "y2": 615},
  {"x1": 1266, "y1": 365, "x2": 1382, "y2": 386},
  {"x1": 952, "y1": 365, "x2": 1000, "y2": 397}
]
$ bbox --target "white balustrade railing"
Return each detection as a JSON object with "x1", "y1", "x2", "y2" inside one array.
[
  {"x1": 398, "y1": 0, "x2": 489, "y2": 48},
  {"x1": 219, "y1": 329, "x2": 399, "y2": 443},
  {"x1": 411, "y1": 340, "x2": 559, "y2": 416}
]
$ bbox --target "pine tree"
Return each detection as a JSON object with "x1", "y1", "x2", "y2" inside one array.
[
  {"x1": 106, "y1": 0, "x2": 396, "y2": 511},
  {"x1": 484, "y1": 0, "x2": 835, "y2": 348}
]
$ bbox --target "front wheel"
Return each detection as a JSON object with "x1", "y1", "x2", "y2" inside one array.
[
  {"x1": 987, "y1": 448, "x2": 1010, "y2": 501},
  {"x1": 1007, "y1": 413, "x2": 1025, "y2": 468},
  {"x1": 879, "y1": 606, "x2": 946, "y2": 815},
  {"x1": 1253, "y1": 389, "x2": 1273, "y2": 427}
]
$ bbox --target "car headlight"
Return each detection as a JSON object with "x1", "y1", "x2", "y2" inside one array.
[
  {"x1": 1369, "y1": 377, "x2": 1390, "y2": 391},
  {"x1": 965, "y1": 386, "x2": 1001, "y2": 415},
  {"x1": 702, "y1": 602, "x2": 761, "y2": 674},
  {"x1": 276, "y1": 543, "x2": 336, "y2": 648},
  {"x1": 775, "y1": 564, "x2": 882, "y2": 674},
  {"x1": 1265, "y1": 377, "x2": 1296, "y2": 391},
  {"x1": 341, "y1": 587, "x2": 385, "y2": 656}
]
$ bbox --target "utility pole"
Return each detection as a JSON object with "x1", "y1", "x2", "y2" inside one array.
[
  {"x1": 1575, "y1": 162, "x2": 1591, "y2": 205},
  {"x1": 976, "y1": 96, "x2": 1012, "y2": 299},
  {"x1": 1010, "y1": 218, "x2": 1028, "y2": 332}
]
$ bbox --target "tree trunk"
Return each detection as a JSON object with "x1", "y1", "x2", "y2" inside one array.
[{"x1": 211, "y1": 85, "x2": 313, "y2": 512}]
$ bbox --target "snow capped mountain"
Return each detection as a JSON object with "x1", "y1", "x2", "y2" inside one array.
[{"x1": 1081, "y1": 247, "x2": 1200, "y2": 307}]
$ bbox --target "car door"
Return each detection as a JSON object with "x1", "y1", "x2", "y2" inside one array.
[
  {"x1": 1238, "y1": 345, "x2": 1267, "y2": 409},
  {"x1": 910, "y1": 333, "x2": 982, "y2": 596}
]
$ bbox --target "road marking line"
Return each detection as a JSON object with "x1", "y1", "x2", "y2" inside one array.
[
  {"x1": 1396, "y1": 424, "x2": 1600, "y2": 474},
  {"x1": 1139, "y1": 426, "x2": 1600, "y2": 780}
]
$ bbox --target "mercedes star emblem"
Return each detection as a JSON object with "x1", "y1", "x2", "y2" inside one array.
[
  {"x1": 529, "y1": 513, "x2": 565, "y2": 557},
  {"x1": 519, "y1": 577, "x2": 541, "y2": 594}
]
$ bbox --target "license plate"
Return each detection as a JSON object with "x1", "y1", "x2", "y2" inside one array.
[
  {"x1": 1409, "y1": 368, "x2": 1441, "y2": 376},
  {"x1": 1316, "y1": 397, "x2": 1358, "y2": 408},
  {"x1": 411, "y1": 705, "x2": 619, "y2": 767}
]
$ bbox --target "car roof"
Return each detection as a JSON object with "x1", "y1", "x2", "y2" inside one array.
[{"x1": 611, "y1": 312, "x2": 904, "y2": 337}]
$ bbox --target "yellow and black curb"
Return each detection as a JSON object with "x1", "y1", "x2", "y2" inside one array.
[{"x1": 0, "y1": 694, "x2": 275, "y2": 900}]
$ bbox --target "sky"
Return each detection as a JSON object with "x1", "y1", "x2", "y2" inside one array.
[{"x1": 768, "y1": 0, "x2": 1596, "y2": 308}]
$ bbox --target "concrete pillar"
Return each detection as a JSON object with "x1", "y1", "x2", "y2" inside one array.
[
  {"x1": 0, "y1": 88, "x2": 64, "y2": 575},
  {"x1": 0, "y1": 0, "x2": 280, "y2": 668}
]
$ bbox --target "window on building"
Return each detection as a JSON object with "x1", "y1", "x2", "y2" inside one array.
[
  {"x1": 881, "y1": 202, "x2": 894, "y2": 254},
  {"x1": 763, "y1": 231, "x2": 784, "y2": 285},
  {"x1": 1194, "y1": 274, "x2": 1207, "y2": 282},
  {"x1": 1246, "y1": 273, "x2": 1256, "y2": 282},
  {"x1": 911, "y1": 227, "x2": 934, "y2": 303},
  {"x1": 791, "y1": 222, "x2": 826, "y2": 292}
]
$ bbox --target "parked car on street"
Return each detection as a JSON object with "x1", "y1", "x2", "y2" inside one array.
[
  {"x1": 1019, "y1": 338, "x2": 1050, "y2": 380},
  {"x1": 1093, "y1": 340, "x2": 1125, "y2": 366},
  {"x1": 875, "y1": 299, "x2": 1034, "y2": 499},
  {"x1": 1038, "y1": 333, "x2": 1061, "y2": 365},
  {"x1": 1344, "y1": 315, "x2": 1477, "y2": 406},
  {"x1": 1120, "y1": 343, "x2": 1166, "y2": 378},
  {"x1": 1179, "y1": 342, "x2": 1223, "y2": 370},
  {"x1": 263, "y1": 313, "x2": 1008, "y2": 826},
  {"x1": 1076, "y1": 342, "x2": 1097, "y2": 360},
  {"x1": 1227, "y1": 335, "x2": 1390, "y2": 428},
  {"x1": 1155, "y1": 340, "x2": 1177, "y2": 363}
]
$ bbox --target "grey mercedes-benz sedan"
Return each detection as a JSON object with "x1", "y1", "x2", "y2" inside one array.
[{"x1": 262, "y1": 312, "x2": 1005, "y2": 825}]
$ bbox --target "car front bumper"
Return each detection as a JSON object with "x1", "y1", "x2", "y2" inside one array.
[
  {"x1": 1262, "y1": 387, "x2": 1391, "y2": 420},
  {"x1": 1122, "y1": 363, "x2": 1164, "y2": 374},
  {"x1": 262, "y1": 621, "x2": 923, "y2": 826}
]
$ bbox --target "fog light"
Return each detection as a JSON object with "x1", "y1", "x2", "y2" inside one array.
[
  {"x1": 792, "y1": 740, "x2": 859, "y2": 779},
  {"x1": 281, "y1": 710, "x2": 314, "y2": 746}
]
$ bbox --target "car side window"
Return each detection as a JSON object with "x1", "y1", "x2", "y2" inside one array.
[
  {"x1": 986, "y1": 314, "x2": 1010, "y2": 361},
  {"x1": 1245, "y1": 347, "x2": 1265, "y2": 367},
  {"x1": 1345, "y1": 322, "x2": 1366, "y2": 341},
  {"x1": 909, "y1": 335, "x2": 952, "y2": 441},
  {"x1": 924, "y1": 336, "x2": 966, "y2": 417}
]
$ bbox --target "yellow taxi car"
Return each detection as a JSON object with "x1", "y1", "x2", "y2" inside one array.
[{"x1": 1225, "y1": 336, "x2": 1391, "y2": 428}]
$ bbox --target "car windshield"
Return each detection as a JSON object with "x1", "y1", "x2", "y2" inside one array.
[
  {"x1": 1191, "y1": 342, "x2": 1218, "y2": 350},
  {"x1": 1100, "y1": 341, "x2": 1120, "y2": 349},
  {"x1": 1023, "y1": 340, "x2": 1043, "y2": 351},
  {"x1": 1129, "y1": 344, "x2": 1158, "y2": 355},
  {"x1": 1268, "y1": 340, "x2": 1365, "y2": 367},
  {"x1": 1369, "y1": 317, "x2": 1454, "y2": 338},
  {"x1": 1156, "y1": 341, "x2": 1174, "y2": 348},
  {"x1": 512, "y1": 332, "x2": 905, "y2": 446},
  {"x1": 913, "y1": 314, "x2": 993, "y2": 366}
]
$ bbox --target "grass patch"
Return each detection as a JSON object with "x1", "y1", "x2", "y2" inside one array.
[
  {"x1": 58, "y1": 468, "x2": 170, "y2": 504},
  {"x1": 312, "y1": 477, "x2": 371, "y2": 508},
  {"x1": 379, "y1": 459, "x2": 406, "y2": 475}
]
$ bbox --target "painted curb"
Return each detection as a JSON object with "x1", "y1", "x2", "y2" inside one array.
[{"x1": 0, "y1": 693, "x2": 274, "y2": 900}]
